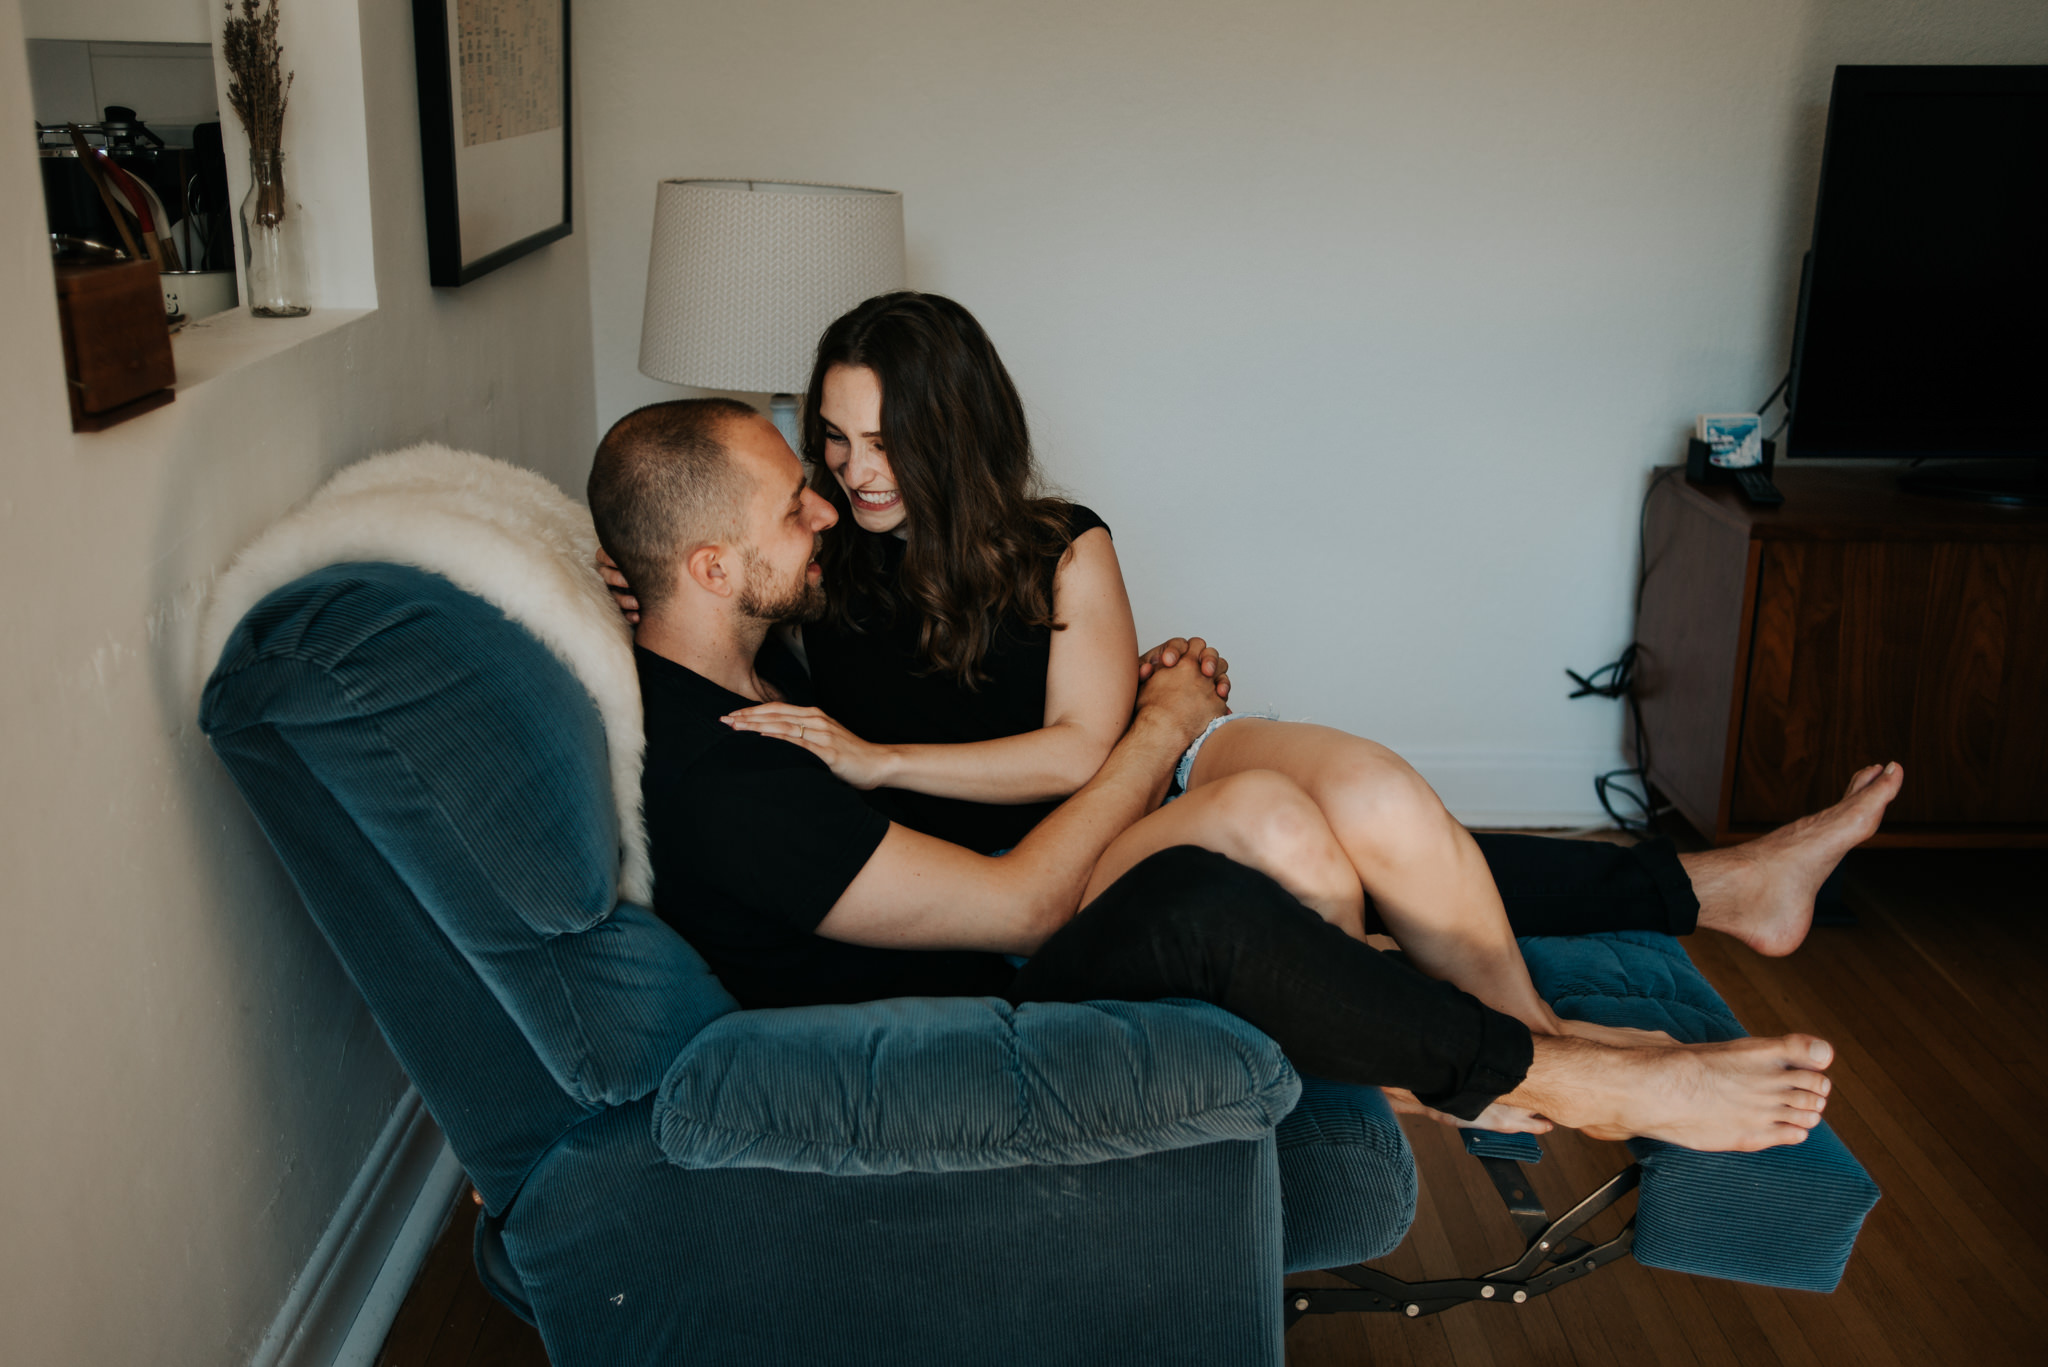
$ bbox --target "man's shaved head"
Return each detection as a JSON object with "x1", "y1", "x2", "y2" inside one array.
[{"x1": 588, "y1": 398, "x2": 760, "y2": 614}]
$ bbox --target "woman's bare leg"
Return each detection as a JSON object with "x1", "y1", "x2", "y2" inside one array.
[
  {"x1": 1081, "y1": 769, "x2": 1367, "y2": 934},
  {"x1": 1184, "y1": 721, "x2": 1622, "y2": 1042}
]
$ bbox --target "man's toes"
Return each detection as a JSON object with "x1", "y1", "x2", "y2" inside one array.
[
  {"x1": 1777, "y1": 1098, "x2": 1826, "y2": 1131},
  {"x1": 1843, "y1": 764, "x2": 1882, "y2": 797},
  {"x1": 1785, "y1": 1089, "x2": 1827, "y2": 1114},
  {"x1": 1734, "y1": 1124, "x2": 1806, "y2": 1153},
  {"x1": 1781, "y1": 1067, "x2": 1831, "y2": 1098},
  {"x1": 1788, "y1": 1036, "x2": 1833, "y2": 1070}
]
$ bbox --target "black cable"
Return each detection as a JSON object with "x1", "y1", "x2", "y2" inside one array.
[
  {"x1": 1564, "y1": 645, "x2": 1634, "y2": 701},
  {"x1": 1567, "y1": 643, "x2": 1657, "y2": 833},
  {"x1": 1568, "y1": 468, "x2": 1683, "y2": 836},
  {"x1": 1632, "y1": 466, "x2": 1680, "y2": 616},
  {"x1": 1755, "y1": 369, "x2": 1791, "y2": 416},
  {"x1": 1756, "y1": 368, "x2": 1796, "y2": 446}
]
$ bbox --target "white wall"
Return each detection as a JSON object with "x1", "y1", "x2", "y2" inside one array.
[
  {"x1": 21, "y1": 0, "x2": 208, "y2": 44},
  {"x1": 0, "y1": 0, "x2": 595, "y2": 1362},
  {"x1": 581, "y1": 0, "x2": 2048, "y2": 824}
]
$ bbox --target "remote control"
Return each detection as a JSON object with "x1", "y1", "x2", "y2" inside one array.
[{"x1": 1735, "y1": 468, "x2": 1784, "y2": 507}]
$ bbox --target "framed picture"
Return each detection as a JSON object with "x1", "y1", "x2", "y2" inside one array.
[{"x1": 411, "y1": 0, "x2": 572, "y2": 286}]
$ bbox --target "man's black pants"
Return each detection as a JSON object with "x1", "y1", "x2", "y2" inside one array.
[{"x1": 1007, "y1": 834, "x2": 1700, "y2": 1120}]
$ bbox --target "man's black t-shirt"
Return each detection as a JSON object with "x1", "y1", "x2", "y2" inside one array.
[{"x1": 636, "y1": 637, "x2": 1017, "y2": 1009}]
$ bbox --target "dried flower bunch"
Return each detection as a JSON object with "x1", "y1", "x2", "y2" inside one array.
[{"x1": 222, "y1": 0, "x2": 294, "y2": 153}]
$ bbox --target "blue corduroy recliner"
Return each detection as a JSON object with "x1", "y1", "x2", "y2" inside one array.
[{"x1": 201, "y1": 548, "x2": 1877, "y2": 1365}]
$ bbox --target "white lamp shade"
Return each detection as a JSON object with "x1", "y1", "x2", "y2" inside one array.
[{"x1": 638, "y1": 179, "x2": 907, "y2": 394}]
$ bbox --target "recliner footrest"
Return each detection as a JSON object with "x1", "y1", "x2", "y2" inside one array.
[{"x1": 1520, "y1": 930, "x2": 1880, "y2": 1292}]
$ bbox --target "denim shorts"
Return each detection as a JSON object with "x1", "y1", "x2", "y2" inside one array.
[{"x1": 1171, "y1": 709, "x2": 1280, "y2": 795}]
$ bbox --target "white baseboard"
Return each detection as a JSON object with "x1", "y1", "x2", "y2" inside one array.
[
  {"x1": 248, "y1": 1088, "x2": 469, "y2": 1367},
  {"x1": 1397, "y1": 749, "x2": 1622, "y2": 830}
]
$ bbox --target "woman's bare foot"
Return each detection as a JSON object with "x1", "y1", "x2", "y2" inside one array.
[
  {"x1": 1684, "y1": 762, "x2": 1903, "y2": 957},
  {"x1": 1512, "y1": 1033, "x2": 1833, "y2": 1152},
  {"x1": 1382, "y1": 1086, "x2": 1554, "y2": 1135}
]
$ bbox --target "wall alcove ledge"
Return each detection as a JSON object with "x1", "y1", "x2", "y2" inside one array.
[
  {"x1": 26, "y1": 0, "x2": 381, "y2": 406},
  {"x1": 172, "y1": 306, "x2": 373, "y2": 394}
]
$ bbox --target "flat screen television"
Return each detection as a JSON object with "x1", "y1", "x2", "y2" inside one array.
[{"x1": 1787, "y1": 65, "x2": 2048, "y2": 503}]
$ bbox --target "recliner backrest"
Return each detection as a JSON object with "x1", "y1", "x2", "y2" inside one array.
[{"x1": 201, "y1": 563, "x2": 737, "y2": 1206}]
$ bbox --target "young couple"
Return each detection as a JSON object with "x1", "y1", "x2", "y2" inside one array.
[{"x1": 591, "y1": 291, "x2": 1901, "y2": 1148}]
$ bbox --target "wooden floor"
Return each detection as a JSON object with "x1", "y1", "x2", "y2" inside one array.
[
  {"x1": 377, "y1": 846, "x2": 2048, "y2": 1366},
  {"x1": 375, "y1": 1193, "x2": 548, "y2": 1367}
]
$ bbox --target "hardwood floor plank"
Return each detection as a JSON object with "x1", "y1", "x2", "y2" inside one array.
[
  {"x1": 418, "y1": 1257, "x2": 496, "y2": 1367},
  {"x1": 1729, "y1": 1282, "x2": 1824, "y2": 1367},
  {"x1": 1530, "y1": 1135, "x2": 1689, "y2": 1367},
  {"x1": 1731, "y1": 942, "x2": 2048, "y2": 1324},
  {"x1": 464, "y1": 1294, "x2": 548, "y2": 1367},
  {"x1": 1643, "y1": 1261, "x2": 1765, "y2": 1367},
  {"x1": 1688, "y1": 894, "x2": 2048, "y2": 1363},
  {"x1": 374, "y1": 1197, "x2": 476, "y2": 1367}
]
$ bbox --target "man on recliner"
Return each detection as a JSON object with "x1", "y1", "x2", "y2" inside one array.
[{"x1": 589, "y1": 398, "x2": 1878, "y2": 1152}]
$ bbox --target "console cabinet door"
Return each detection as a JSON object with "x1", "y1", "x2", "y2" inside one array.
[{"x1": 1732, "y1": 539, "x2": 2048, "y2": 827}]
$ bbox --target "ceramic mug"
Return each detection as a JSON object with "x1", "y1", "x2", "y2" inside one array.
[{"x1": 161, "y1": 269, "x2": 239, "y2": 324}]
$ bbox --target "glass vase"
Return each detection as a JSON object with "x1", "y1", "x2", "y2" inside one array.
[{"x1": 240, "y1": 148, "x2": 310, "y2": 317}]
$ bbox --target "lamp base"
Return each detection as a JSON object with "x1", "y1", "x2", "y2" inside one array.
[{"x1": 770, "y1": 394, "x2": 803, "y2": 460}]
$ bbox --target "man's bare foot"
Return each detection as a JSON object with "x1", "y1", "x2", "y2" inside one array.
[
  {"x1": 1685, "y1": 762, "x2": 1903, "y2": 957},
  {"x1": 1382, "y1": 1086, "x2": 1554, "y2": 1135},
  {"x1": 1557, "y1": 1018, "x2": 1680, "y2": 1049},
  {"x1": 1512, "y1": 1033, "x2": 1833, "y2": 1152},
  {"x1": 1518, "y1": 999, "x2": 1676, "y2": 1049}
]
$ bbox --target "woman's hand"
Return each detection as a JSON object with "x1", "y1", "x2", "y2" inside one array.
[
  {"x1": 1137, "y1": 636, "x2": 1230, "y2": 702},
  {"x1": 595, "y1": 548, "x2": 641, "y2": 625},
  {"x1": 722, "y1": 704, "x2": 898, "y2": 789}
]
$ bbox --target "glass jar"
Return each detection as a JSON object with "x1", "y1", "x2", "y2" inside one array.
[{"x1": 240, "y1": 148, "x2": 309, "y2": 317}]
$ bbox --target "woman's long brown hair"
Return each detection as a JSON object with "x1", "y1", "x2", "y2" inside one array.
[{"x1": 802, "y1": 292, "x2": 1073, "y2": 687}]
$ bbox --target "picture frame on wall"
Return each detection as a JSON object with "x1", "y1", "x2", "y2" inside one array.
[{"x1": 411, "y1": 0, "x2": 572, "y2": 286}]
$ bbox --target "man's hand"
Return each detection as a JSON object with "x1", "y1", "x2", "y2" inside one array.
[
  {"x1": 1134, "y1": 649, "x2": 1229, "y2": 746},
  {"x1": 595, "y1": 548, "x2": 641, "y2": 625},
  {"x1": 722, "y1": 703, "x2": 897, "y2": 790},
  {"x1": 1138, "y1": 636, "x2": 1230, "y2": 702}
]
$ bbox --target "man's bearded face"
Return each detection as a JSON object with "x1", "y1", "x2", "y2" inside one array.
[{"x1": 737, "y1": 536, "x2": 826, "y2": 624}]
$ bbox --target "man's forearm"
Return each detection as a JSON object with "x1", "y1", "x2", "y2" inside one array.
[
  {"x1": 815, "y1": 662, "x2": 1221, "y2": 956},
  {"x1": 998, "y1": 709, "x2": 1190, "y2": 943}
]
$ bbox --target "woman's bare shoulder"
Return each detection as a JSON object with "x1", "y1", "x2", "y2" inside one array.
[{"x1": 1055, "y1": 523, "x2": 1121, "y2": 583}]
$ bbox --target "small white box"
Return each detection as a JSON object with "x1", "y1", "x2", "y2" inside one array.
[{"x1": 1697, "y1": 413, "x2": 1763, "y2": 469}]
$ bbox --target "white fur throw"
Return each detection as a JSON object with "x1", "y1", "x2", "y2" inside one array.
[{"x1": 201, "y1": 444, "x2": 652, "y2": 906}]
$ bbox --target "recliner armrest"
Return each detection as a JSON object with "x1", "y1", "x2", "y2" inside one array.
[{"x1": 653, "y1": 995, "x2": 1300, "y2": 1176}]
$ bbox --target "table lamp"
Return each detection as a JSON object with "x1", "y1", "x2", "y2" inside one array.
[{"x1": 638, "y1": 179, "x2": 907, "y2": 455}]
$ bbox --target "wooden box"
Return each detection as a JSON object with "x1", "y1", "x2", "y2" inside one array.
[
  {"x1": 1634, "y1": 465, "x2": 2048, "y2": 847},
  {"x1": 54, "y1": 259, "x2": 176, "y2": 432}
]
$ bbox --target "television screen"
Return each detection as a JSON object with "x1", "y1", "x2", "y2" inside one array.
[{"x1": 1789, "y1": 66, "x2": 2048, "y2": 460}]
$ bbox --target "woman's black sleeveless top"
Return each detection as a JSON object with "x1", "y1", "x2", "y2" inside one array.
[{"x1": 804, "y1": 505, "x2": 1110, "y2": 854}]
